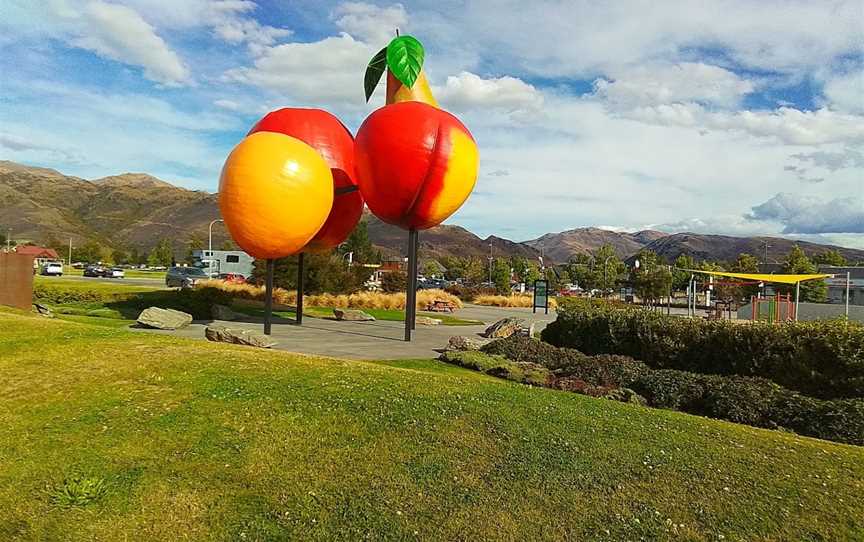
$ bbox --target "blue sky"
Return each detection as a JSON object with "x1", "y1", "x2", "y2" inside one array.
[{"x1": 1, "y1": 0, "x2": 862, "y2": 247}]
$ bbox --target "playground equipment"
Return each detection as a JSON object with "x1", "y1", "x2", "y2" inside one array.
[
  {"x1": 751, "y1": 293, "x2": 795, "y2": 322},
  {"x1": 684, "y1": 269, "x2": 836, "y2": 322}
]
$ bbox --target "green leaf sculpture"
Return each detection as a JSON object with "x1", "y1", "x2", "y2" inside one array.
[
  {"x1": 386, "y1": 35, "x2": 425, "y2": 89},
  {"x1": 363, "y1": 35, "x2": 426, "y2": 101},
  {"x1": 364, "y1": 47, "x2": 387, "y2": 102}
]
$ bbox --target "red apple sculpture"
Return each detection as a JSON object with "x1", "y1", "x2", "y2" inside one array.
[
  {"x1": 354, "y1": 101, "x2": 479, "y2": 230},
  {"x1": 248, "y1": 108, "x2": 363, "y2": 251}
]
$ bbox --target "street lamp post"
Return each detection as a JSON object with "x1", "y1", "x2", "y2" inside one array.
[{"x1": 208, "y1": 218, "x2": 224, "y2": 278}]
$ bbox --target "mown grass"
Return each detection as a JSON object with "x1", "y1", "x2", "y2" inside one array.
[
  {"x1": 240, "y1": 306, "x2": 483, "y2": 326},
  {"x1": 59, "y1": 268, "x2": 167, "y2": 280},
  {"x1": 1, "y1": 309, "x2": 863, "y2": 540}
]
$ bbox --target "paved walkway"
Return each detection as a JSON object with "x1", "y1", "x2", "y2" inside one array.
[{"x1": 135, "y1": 304, "x2": 558, "y2": 360}]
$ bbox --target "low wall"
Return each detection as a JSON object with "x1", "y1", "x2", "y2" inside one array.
[
  {"x1": 738, "y1": 301, "x2": 864, "y2": 323},
  {"x1": 0, "y1": 253, "x2": 34, "y2": 310}
]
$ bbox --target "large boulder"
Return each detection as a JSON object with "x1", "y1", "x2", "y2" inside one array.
[
  {"x1": 333, "y1": 308, "x2": 375, "y2": 321},
  {"x1": 415, "y1": 316, "x2": 442, "y2": 326},
  {"x1": 32, "y1": 303, "x2": 54, "y2": 318},
  {"x1": 205, "y1": 325, "x2": 277, "y2": 348},
  {"x1": 137, "y1": 307, "x2": 193, "y2": 330},
  {"x1": 447, "y1": 335, "x2": 491, "y2": 351},
  {"x1": 211, "y1": 304, "x2": 243, "y2": 321},
  {"x1": 483, "y1": 317, "x2": 525, "y2": 339}
]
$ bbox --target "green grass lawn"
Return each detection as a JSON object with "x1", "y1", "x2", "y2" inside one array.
[
  {"x1": 59, "y1": 268, "x2": 167, "y2": 280},
  {"x1": 239, "y1": 306, "x2": 483, "y2": 326},
  {"x1": 35, "y1": 275, "x2": 166, "y2": 295},
  {"x1": 1, "y1": 309, "x2": 862, "y2": 541}
]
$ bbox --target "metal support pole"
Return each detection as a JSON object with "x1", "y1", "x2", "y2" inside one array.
[
  {"x1": 412, "y1": 230, "x2": 419, "y2": 330},
  {"x1": 264, "y1": 258, "x2": 274, "y2": 335},
  {"x1": 68, "y1": 238, "x2": 72, "y2": 271},
  {"x1": 794, "y1": 281, "x2": 800, "y2": 322},
  {"x1": 404, "y1": 229, "x2": 418, "y2": 341},
  {"x1": 296, "y1": 252, "x2": 304, "y2": 325},
  {"x1": 846, "y1": 272, "x2": 851, "y2": 319}
]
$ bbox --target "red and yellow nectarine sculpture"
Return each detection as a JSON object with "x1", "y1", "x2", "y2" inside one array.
[
  {"x1": 355, "y1": 101, "x2": 478, "y2": 230},
  {"x1": 219, "y1": 131, "x2": 333, "y2": 259},
  {"x1": 358, "y1": 34, "x2": 479, "y2": 231}
]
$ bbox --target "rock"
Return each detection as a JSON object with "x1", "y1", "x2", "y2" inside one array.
[
  {"x1": 447, "y1": 335, "x2": 491, "y2": 351},
  {"x1": 211, "y1": 304, "x2": 242, "y2": 321},
  {"x1": 415, "y1": 316, "x2": 442, "y2": 325},
  {"x1": 137, "y1": 307, "x2": 193, "y2": 330},
  {"x1": 483, "y1": 317, "x2": 525, "y2": 339},
  {"x1": 32, "y1": 303, "x2": 54, "y2": 318},
  {"x1": 333, "y1": 308, "x2": 375, "y2": 321},
  {"x1": 205, "y1": 325, "x2": 277, "y2": 348}
]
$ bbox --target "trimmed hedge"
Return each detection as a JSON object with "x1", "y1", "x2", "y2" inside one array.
[
  {"x1": 541, "y1": 299, "x2": 864, "y2": 399},
  {"x1": 36, "y1": 284, "x2": 233, "y2": 320},
  {"x1": 479, "y1": 336, "x2": 864, "y2": 445}
]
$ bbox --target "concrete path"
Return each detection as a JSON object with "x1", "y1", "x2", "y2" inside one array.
[{"x1": 135, "y1": 304, "x2": 558, "y2": 360}]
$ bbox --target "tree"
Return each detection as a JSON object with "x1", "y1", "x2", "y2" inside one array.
[
  {"x1": 252, "y1": 251, "x2": 368, "y2": 294},
  {"x1": 593, "y1": 244, "x2": 625, "y2": 292},
  {"x1": 72, "y1": 240, "x2": 103, "y2": 264},
  {"x1": 422, "y1": 259, "x2": 444, "y2": 277},
  {"x1": 111, "y1": 248, "x2": 129, "y2": 265},
  {"x1": 147, "y1": 238, "x2": 174, "y2": 268},
  {"x1": 631, "y1": 250, "x2": 671, "y2": 305},
  {"x1": 565, "y1": 253, "x2": 595, "y2": 290},
  {"x1": 463, "y1": 257, "x2": 487, "y2": 285},
  {"x1": 339, "y1": 221, "x2": 379, "y2": 264},
  {"x1": 440, "y1": 256, "x2": 466, "y2": 281},
  {"x1": 491, "y1": 258, "x2": 511, "y2": 294},
  {"x1": 813, "y1": 249, "x2": 847, "y2": 267},
  {"x1": 185, "y1": 234, "x2": 205, "y2": 264},
  {"x1": 380, "y1": 270, "x2": 407, "y2": 293},
  {"x1": 219, "y1": 239, "x2": 237, "y2": 251},
  {"x1": 732, "y1": 253, "x2": 760, "y2": 300},
  {"x1": 671, "y1": 254, "x2": 695, "y2": 291},
  {"x1": 781, "y1": 246, "x2": 827, "y2": 302}
]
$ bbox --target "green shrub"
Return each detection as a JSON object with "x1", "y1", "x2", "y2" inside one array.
[
  {"x1": 542, "y1": 298, "x2": 864, "y2": 399},
  {"x1": 483, "y1": 334, "x2": 864, "y2": 445},
  {"x1": 631, "y1": 369, "x2": 707, "y2": 411},
  {"x1": 482, "y1": 336, "x2": 649, "y2": 386}
]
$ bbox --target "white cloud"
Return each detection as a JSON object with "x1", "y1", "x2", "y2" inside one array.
[
  {"x1": 59, "y1": 1, "x2": 191, "y2": 86},
  {"x1": 214, "y1": 99, "x2": 241, "y2": 111},
  {"x1": 120, "y1": 0, "x2": 290, "y2": 52},
  {"x1": 332, "y1": 2, "x2": 407, "y2": 45},
  {"x1": 593, "y1": 63, "x2": 755, "y2": 109},
  {"x1": 436, "y1": 0, "x2": 863, "y2": 77},
  {"x1": 823, "y1": 70, "x2": 864, "y2": 114},
  {"x1": 747, "y1": 193, "x2": 864, "y2": 234},
  {"x1": 224, "y1": 33, "x2": 374, "y2": 107},
  {"x1": 435, "y1": 72, "x2": 544, "y2": 116},
  {"x1": 619, "y1": 104, "x2": 864, "y2": 146}
]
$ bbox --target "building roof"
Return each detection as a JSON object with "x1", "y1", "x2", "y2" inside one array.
[{"x1": 15, "y1": 246, "x2": 60, "y2": 259}]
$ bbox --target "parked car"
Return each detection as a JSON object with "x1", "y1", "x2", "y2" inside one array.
[
  {"x1": 41, "y1": 262, "x2": 64, "y2": 276},
  {"x1": 218, "y1": 273, "x2": 246, "y2": 284},
  {"x1": 165, "y1": 266, "x2": 209, "y2": 288},
  {"x1": 83, "y1": 264, "x2": 107, "y2": 277},
  {"x1": 107, "y1": 267, "x2": 125, "y2": 279}
]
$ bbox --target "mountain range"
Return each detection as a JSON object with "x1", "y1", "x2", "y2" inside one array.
[{"x1": 2, "y1": 160, "x2": 862, "y2": 265}]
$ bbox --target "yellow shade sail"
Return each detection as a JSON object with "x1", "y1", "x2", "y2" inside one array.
[{"x1": 684, "y1": 269, "x2": 832, "y2": 284}]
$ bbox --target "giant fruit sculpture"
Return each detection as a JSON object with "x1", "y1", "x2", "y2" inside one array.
[
  {"x1": 219, "y1": 131, "x2": 334, "y2": 259},
  {"x1": 357, "y1": 34, "x2": 479, "y2": 230}
]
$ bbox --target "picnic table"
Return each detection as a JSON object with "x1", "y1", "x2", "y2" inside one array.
[{"x1": 425, "y1": 299, "x2": 456, "y2": 313}]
